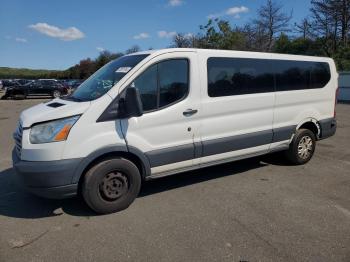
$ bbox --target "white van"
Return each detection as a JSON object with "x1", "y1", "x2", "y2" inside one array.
[{"x1": 13, "y1": 48, "x2": 338, "y2": 214}]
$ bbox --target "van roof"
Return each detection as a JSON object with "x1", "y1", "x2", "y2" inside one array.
[{"x1": 129, "y1": 48, "x2": 333, "y2": 62}]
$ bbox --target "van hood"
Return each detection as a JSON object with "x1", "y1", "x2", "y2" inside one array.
[{"x1": 20, "y1": 98, "x2": 91, "y2": 128}]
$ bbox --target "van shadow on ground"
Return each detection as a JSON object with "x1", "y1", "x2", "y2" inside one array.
[{"x1": 0, "y1": 153, "x2": 286, "y2": 219}]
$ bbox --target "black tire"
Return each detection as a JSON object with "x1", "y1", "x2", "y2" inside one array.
[
  {"x1": 52, "y1": 90, "x2": 61, "y2": 98},
  {"x1": 285, "y1": 128, "x2": 316, "y2": 165},
  {"x1": 82, "y1": 158, "x2": 141, "y2": 214}
]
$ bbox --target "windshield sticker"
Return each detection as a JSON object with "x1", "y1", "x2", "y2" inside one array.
[{"x1": 116, "y1": 67, "x2": 132, "y2": 73}]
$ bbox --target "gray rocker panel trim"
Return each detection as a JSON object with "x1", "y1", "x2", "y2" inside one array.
[
  {"x1": 145, "y1": 143, "x2": 194, "y2": 167},
  {"x1": 202, "y1": 129, "x2": 273, "y2": 157},
  {"x1": 145, "y1": 126, "x2": 296, "y2": 168},
  {"x1": 272, "y1": 126, "x2": 296, "y2": 142},
  {"x1": 70, "y1": 125, "x2": 298, "y2": 181}
]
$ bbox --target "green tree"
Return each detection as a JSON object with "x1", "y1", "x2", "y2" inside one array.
[{"x1": 196, "y1": 19, "x2": 247, "y2": 50}]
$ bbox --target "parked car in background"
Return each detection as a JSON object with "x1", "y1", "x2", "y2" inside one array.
[
  {"x1": 69, "y1": 80, "x2": 83, "y2": 93},
  {"x1": 2, "y1": 79, "x2": 21, "y2": 89},
  {"x1": 0, "y1": 80, "x2": 3, "y2": 90},
  {"x1": 1, "y1": 79, "x2": 68, "y2": 99},
  {"x1": 63, "y1": 79, "x2": 83, "y2": 93},
  {"x1": 15, "y1": 79, "x2": 35, "y2": 85}
]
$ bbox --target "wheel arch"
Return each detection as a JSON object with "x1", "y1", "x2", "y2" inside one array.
[
  {"x1": 72, "y1": 146, "x2": 151, "y2": 189},
  {"x1": 296, "y1": 118, "x2": 321, "y2": 139}
]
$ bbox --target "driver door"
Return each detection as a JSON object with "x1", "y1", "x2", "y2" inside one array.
[{"x1": 120, "y1": 51, "x2": 201, "y2": 176}]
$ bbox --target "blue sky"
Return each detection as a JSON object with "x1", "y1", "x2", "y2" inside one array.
[{"x1": 0, "y1": 0, "x2": 311, "y2": 70}]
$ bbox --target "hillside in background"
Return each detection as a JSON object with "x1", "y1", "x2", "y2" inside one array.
[
  {"x1": 0, "y1": 49, "x2": 126, "y2": 80},
  {"x1": 0, "y1": 67, "x2": 62, "y2": 79}
]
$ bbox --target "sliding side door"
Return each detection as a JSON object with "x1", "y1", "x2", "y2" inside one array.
[{"x1": 198, "y1": 54, "x2": 275, "y2": 166}]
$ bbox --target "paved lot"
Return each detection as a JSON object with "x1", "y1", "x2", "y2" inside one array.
[{"x1": 0, "y1": 97, "x2": 350, "y2": 262}]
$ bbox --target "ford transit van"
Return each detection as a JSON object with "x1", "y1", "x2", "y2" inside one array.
[{"x1": 12, "y1": 49, "x2": 337, "y2": 214}]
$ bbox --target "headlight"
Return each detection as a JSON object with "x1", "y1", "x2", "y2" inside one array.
[{"x1": 30, "y1": 115, "x2": 80, "y2": 144}]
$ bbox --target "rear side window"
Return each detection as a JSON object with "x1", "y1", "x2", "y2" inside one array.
[
  {"x1": 207, "y1": 57, "x2": 274, "y2": 97},
  {"x1": 310, "y1": 62, "x2": 331, "y2": 89},
  {"x1": 273, "y1": 60, "x2": 331, "y2": 91},
  {"x1": 207, "y1": 57, "x2": 331, "y2": 97},
  {"x1": 274, "y1": 60, "x2": 311, "y2": 91},
  {"x1": 131, "y1": 59, "x2": 189, "y2": 112}
]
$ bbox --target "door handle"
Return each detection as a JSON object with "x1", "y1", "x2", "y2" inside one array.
[{"x1": 183, "y1": 109, "x2": 198, "y2": 116}]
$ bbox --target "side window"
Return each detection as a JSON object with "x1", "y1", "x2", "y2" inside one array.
[
  {"x1": 34, "y1": 82, "x2": 42, "y2": 88},
  {"x1": 274, "y1": 60, "x2": 330, "y2": 91},
  {"x1": 131, "y1": 59, "x2": 189, "y2": 112},
  {"x1": 47, "y1": 81, "x2": 55, "y2": 89},
  {"x1": 310, "y1": 62, "x2": 331, "y2": 89},
  {"x1": 132, "y1": 64, "x2": 158, "y2": 111},
  {"x1": 158, "y1": 59, "x2": 189, "y2": 108},
  {"x1": 274, "y1": 60, "x2": 311, "y2": 91},
  {"x1": 207, "y1": 57, "x2": 274, "y2": 97}
]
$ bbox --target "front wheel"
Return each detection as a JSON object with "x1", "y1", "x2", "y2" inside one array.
[
  {"x1": 82, "y1": 158, "x2": 141, "y2": 214},
  {"x1": 285, "y1": 128, "x2": 316, "y2": 165},
  {"x1": 52, "y1": 90, "x2": 61, "y2": 98}
]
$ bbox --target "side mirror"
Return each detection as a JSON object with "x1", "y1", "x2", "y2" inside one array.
[
  {"x1": 96, "y1": 87, "x2": 143, "y2": 122},
  {"x1": 123, "y1": 87, "x2": 143, "y2": 118}
]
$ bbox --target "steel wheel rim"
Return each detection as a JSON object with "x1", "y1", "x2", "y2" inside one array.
[
  {"x1": 99, "y1": 172, "x2": 129, "y2": 201},
  {"x1": 297, "y1": 135, "x2": 313, "y2": 159}
]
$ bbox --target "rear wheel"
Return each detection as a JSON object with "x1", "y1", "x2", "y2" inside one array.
[
  {"x1": 285, "y1": 128, "x2": 316, "y2": 165},
  {"x1": 82, "y1": 158, "x2": 141, "y2": 214}
]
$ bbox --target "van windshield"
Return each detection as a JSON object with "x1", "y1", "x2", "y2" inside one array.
[{"x1": 66, "y1": 54, "x2": 149, "y2": 101}]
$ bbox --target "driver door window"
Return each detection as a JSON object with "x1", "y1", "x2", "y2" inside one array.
[
  {"x1": 132, "y1": 64, "x2": 158, "y2": 111},
  {"x1": 131, "y1": 59, "x2": 189, "y2": 113}
]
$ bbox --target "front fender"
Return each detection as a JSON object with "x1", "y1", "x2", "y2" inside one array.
[{"x1": 71, "y1": 145, "x2": 151, "y2": 183}]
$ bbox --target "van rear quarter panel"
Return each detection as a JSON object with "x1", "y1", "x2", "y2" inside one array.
[{"x1": 272, "y1": 58, "x2": 337, "y2": 131}]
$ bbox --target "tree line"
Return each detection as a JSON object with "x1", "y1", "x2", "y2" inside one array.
[
  {"x1": 172, "y1": 0, "x2": 350, "y2": 70},
  {"x1": 2, "y1": 0, "x2": 350, "y2": 80}
]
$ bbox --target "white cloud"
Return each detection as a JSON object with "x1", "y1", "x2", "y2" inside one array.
[
  {"x1": 133, "y1": 32, "x2": 150, "y2": 40},
  {"x1": 168, "y1": 0, "x2": 184, "y2": 7},
  {"x1": 15, "y1": 37, "x2": 27, "y2": 43},
  {"x1": 226, "y1": 6, "x2": 249, "y2": 18},
  {"x1": 28, "y1": 22, "x2": 85, "y2": 41},
  {"x1": 208, "y1": 6, "x2": 249, "y2": 19},
  {"x1": 96, "y1": 47, "x2": 105, "y2": 52},
  {"x1": 158, "y1": 30, "x2": 177, "y2": 38}
]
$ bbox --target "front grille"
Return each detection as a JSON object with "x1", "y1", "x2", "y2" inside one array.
[{"x1": 13, "y1": 121, "x2": 23, "y2": 158}]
